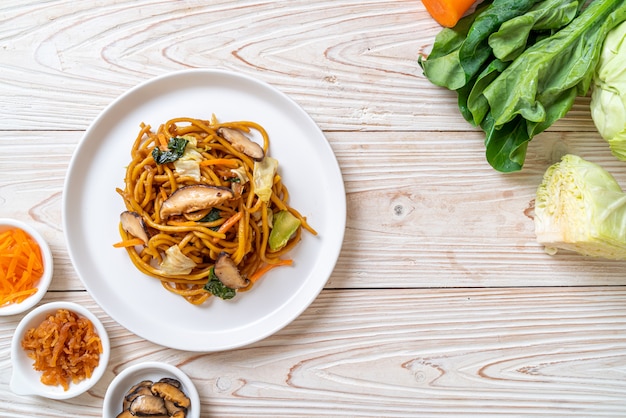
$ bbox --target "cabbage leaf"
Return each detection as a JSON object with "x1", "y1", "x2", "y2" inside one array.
[
  {"x1": 160, "y1": 245, "x2": 197, "y2": 275},
  {"x1": 591, "y1": 20, "x2": 626, "y2": 161},
  {"x1": 534, "y1": 154, "x2": 626, "y2": 260},
  {"x1": 253, "y1": 157, "x2": 278, "y2": 203}
]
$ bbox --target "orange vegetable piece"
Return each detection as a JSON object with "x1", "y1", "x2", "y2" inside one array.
[
  {"x1": 421, "y1": 0, "x2": 477, "y2": 28},
  {"x1": 0, "y1": 227, "x2": 44, "y2": 307},
  {"x1": 112, "y1": 237, "x2": 146, "y2": 248},
  {"x1": 199, "y1": 158, "x2": 240, "y2": 168},
  {"x1": 245, "y1": 259, "x2": 293, "y2": 289},
  {"x1": 211, "y1": 211, "x2": 243, "y2": 243}
]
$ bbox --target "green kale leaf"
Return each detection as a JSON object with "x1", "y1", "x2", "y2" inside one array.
[
  {"x1": 203, "y1": 267, "x2": 236, "y2": 300},
  {"x1": 152, "y1": 137, "x2": 189, "y2": 164},
  {"x1": 198, "y1": 207, "x2": 224, "y2": 232}
]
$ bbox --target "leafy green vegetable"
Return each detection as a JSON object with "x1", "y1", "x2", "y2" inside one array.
[
  {"x1": 199, "y1": 207, "x2": 221, "y2": 223},
  {"x1": 455, "y1": 0, "x2": 583, "y2": 128},
  {"x1": 152, "y1": 137, "x2": 189, "y2": 164},
  {"x1": 591, "y1": 20, "x2": 626, "y2": 161},
  {"x1": 458, "y1": 58, "x2": 508, "y2": 126},
  {"x1": 203, "y1": 267, "x2": 236, "y2": 300},
  {"x1": 419, "y1": 0, "x2": 543, "y2": 90},
  {"x1": 420, "y1": 0, "x2": 626, "y2": 172},
  {"x1": 487, "y1": 0, "x2": 583, "y2": 62},
  {"x1": 484, "y1": 1, "x2": 626, "y2": 129},
  {"x1": 199, "y1": 207, "x2": 222, "y2": 231},
  {"x1": 418, "y1": 2, "x2": 488, "y2": 90},
  {"x1": 481, "y1": 113, "x2": 531, "y2": 172},
  {"x1": 479, "y1": 0, "x2": 626, "y2": 171},
  {"x1": 534, "y1": 154, "x2": 626, "y2": 260}
]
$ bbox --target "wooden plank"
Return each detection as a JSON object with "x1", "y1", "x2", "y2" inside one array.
[
  {"x1": 2, "y1": 130, "x2": 625, "y2": 292},
  {"x1": 331, "y1": 129, "x2": 626, "y2": 288},
  {"x1": 2, "y1": 1, "x2": 626, "y2": 417},
  {"x1": 0, "y1": 0, "x2": 597, "y2": 132},
  {"x1": 1, "y1": 289, "x2": 625, "y2": 417}
]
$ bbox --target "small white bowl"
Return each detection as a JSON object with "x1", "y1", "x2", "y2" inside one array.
[
  {"x1": 0, "y1": 218, "x2": 53, "y2": 316},
  {"x1": 103, "y1": 361, "x2": 200, "y2": 418},
  {"x1": 10, "y1": 301, "x2": 110, "y2": 399}
]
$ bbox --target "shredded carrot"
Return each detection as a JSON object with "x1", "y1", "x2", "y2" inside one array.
[
  {"x1": 421, "y1": 0, "x2": 476, "y2": 28},
  {"x1": 21, "y1": 309, "x2": 102, "y2": 391},
  {"x1": 248, "y1": 259, "x2": 293, "y2": 285},
  {"x1": 199, "y1": 158, "x2": 240, "y2": 168},
  {"x1": 212, "y1": 212, "x2": 243, "y2": 243},
  {"x1": 112, "y1": 238, "x2": 145, "y2": 248},
  {"x1": 217, "y1": 212, "x2": 243, "y2": 234},
  {"x1": 0, "y1": 227, "x2": 44, "y2": 307}
]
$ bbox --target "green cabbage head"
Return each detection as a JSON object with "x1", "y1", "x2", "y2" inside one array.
[
  {"x1": 534, "y1": 154, "x2": 626, "y2": 260},
  {"x1": 591, "y1": 21, "x2": 626, "y2": 161}
]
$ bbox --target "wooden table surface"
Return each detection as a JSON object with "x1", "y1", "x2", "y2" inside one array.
[{"x1": 2, "y1": 1, "x2": 626, "y2": 417}]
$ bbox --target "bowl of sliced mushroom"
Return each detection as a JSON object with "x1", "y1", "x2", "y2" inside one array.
[{"x1": 102, "y1": 361, "x2": 199, "y2": 418}]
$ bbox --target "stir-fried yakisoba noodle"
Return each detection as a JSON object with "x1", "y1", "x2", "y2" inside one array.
[{"x1": 114, "y1": 115, "x2": 316, "y2": 305}]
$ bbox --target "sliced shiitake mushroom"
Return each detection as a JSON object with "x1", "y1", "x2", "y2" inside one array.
[
  {"x1": 151, "y1": 381, "x2": 191, "y2": 409},
  {"x1": 218, "y1": 127, "x2": 265, "y2": 161},
  {"x1": 214, "y1": 252, "x2": 249, "y2": 289},
  {"x1": 159, "y1": 377, "x2": 182, "y2": 389},
  {"x1": 127, "y1": 379, "x2": 154, "y2": 393},
  {"x1": 160, "y1": 185, "x2": 234, "y2": 219},
  {"x1": 129, "y1": 394, "x2": 168, "y2": 416},
  {"x1": 120, "y1": 211, "x2": 150, "y2": 244},
  {"x1": 123, "y1": 384, "x2": 154, "y2": 410},
  {"x1": 119, "y1": 378, "x2": 191, "y2": 418},
  {"x1": 165, "y1": 399, "x2": 187, "y2": 416}
]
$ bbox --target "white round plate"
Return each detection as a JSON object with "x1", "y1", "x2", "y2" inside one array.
[{"x1": 63, "y1": 69, "x2": 346, "y2": 352}]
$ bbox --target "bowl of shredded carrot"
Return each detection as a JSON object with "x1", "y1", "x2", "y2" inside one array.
[
  {"x1": 0, "y1": 218, "x2": 53, "y2": 316},
  {"x1": 10, "y1": 301, "x2": 110, "y2": 399}
]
